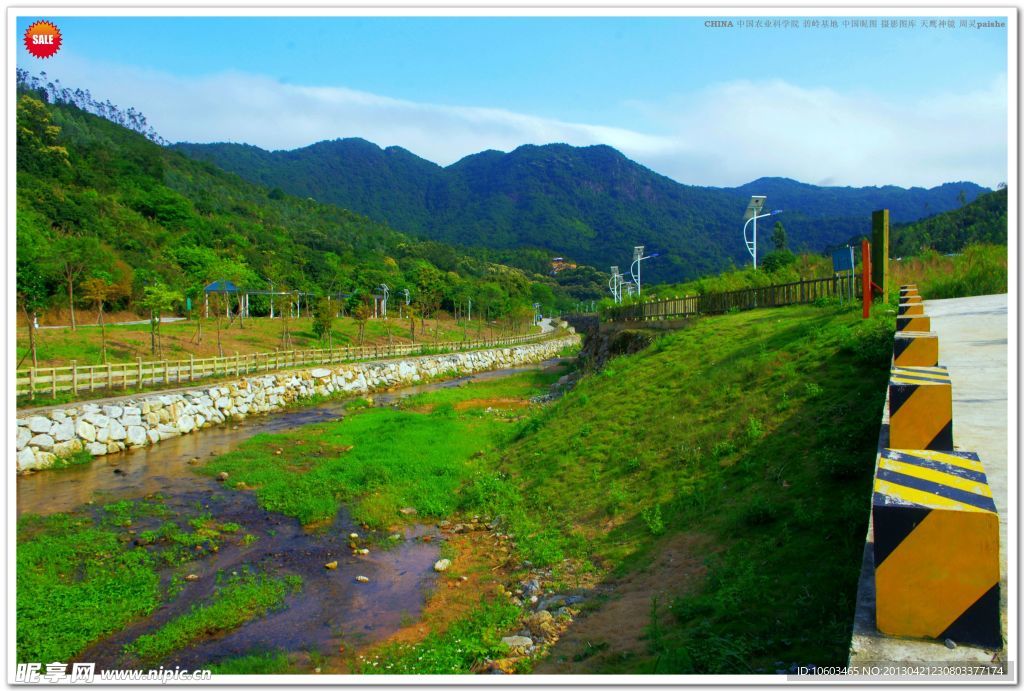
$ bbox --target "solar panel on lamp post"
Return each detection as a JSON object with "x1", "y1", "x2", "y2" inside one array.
[
  {"x1": 742, "y1": 196, "x2": 783, "y2": 269},
  {"x1": 629, "y1": 246, "x2": 659, "y2": 297}
]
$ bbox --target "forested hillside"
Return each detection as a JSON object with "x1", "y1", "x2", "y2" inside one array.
[
  {"x1": 15, "y1": 89, "x2": 582, "y2": 327},
  {"x1": 175, "y1": 138, "x2": 990, "y2": 283},
  {"x1": 891, "y1": 187, "x2": 1008, "y2": 256}
]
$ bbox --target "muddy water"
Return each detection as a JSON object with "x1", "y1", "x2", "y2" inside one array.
[{"x1": 18, "y1": 359, "x2": 568, "y2": 670}]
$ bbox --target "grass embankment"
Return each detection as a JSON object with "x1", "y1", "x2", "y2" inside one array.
[
  {"x1": 16, "y1": 314, "x2": 536, "y2": 369},
  {"x1": 201, "y1": 302, "x2": 892, "y2": 674},
  {"x1": 16, "y1": 495, "x2": 297, "y2": 665},
  {"x1": 891, "y1": 243, "x2": 1007, "y2": 299}
]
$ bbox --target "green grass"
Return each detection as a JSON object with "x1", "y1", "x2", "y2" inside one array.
[
  {"x1": 359, "y1": 599, "x2": 521, "y2": 674},
  {"x1": 125, "y1": 570, "x2": 302, "y2": 664},
  {"x1": 891, "y1": 243, "x2": 1007, "y2": 299},
  {"x1": 16, "y1": 495, "x2": 265, "y2": 664},
  {"x1": 209, "y1": 650, "x2": 299, "y2": 674},
  {"x1": 399, "y1": 367, "x2": 563, "y2": 409},
  {"x1": 458, "y1": 302, "x2": 893, "y2": 671},
  {"x1": 17, "y1": 512, "x2": 162, "y2": 663},
  {"x1": 17, "y1": 314, "x2": 540, "y2": 369},
  {"x1": 201, "y1": 409, "x2": 508, "y2": 528}
]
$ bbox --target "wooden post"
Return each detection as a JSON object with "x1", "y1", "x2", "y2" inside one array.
[
  {"x1": 72, "y1": 360, "x2": 78, "y2": 394},
  {"x1": 29, "y1": 368, "x2": 35, "y2": 400},
  {"x1": 862, "y1": 239, "x2": 872, "y2": 319},
  {"x1": 107, "y1": 363, "x2": 113, "y2": 389},
  {"x1": 235, "y1": 351, "x2": 240, "y2": 377},
  {"x1": 137, "y1": 357, "x2": 143, "y2": 388},
  {"x1": 190, "y1": 354, "x2": 195, "y2": 382},
  {"x1": 871, "y1": 209, "x2": 890, "y2": 303},
  {"x1": 51, "y1": 368, "x2": 57, "y2": 398},
  {"x1": 90, "y1": 366, "x2": 96, "y2": 392}
]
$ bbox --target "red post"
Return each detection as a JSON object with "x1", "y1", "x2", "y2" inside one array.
[{"x1": 861, "y1": 239, "x2": 872, "y2": 319}]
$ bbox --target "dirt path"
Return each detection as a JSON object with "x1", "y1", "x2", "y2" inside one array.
[{"x1": 534, "y1": 532, "x2": 714, "y2": 674}]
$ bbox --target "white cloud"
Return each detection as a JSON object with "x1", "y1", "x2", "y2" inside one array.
[
  {"x1": 634, "y1": 77, "x2": 1008, "y2": 188},
  {"x1": 34, "y1": 55, "x2": 1006, "y2": 188}
]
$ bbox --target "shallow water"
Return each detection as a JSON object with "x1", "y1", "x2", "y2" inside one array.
[{"x1": 18, "y1": 358, "x2": 568, "y2": 670}]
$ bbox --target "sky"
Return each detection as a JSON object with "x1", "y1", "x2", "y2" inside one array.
[{"x1": 15, "y1": 14, "x2": 1010, "y2": 188}]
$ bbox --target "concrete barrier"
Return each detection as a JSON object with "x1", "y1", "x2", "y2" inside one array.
[
  {"x1": 872, "y1": 448, "x2": 1001, "y2": 648},
  {"x1": 897, "y1": 315, "x2": 931, "y2": 332},
  {"x1": 893, "y1": 331, "x2": 939, "y2": 367},
  {"x1": 889, "y1": 366, "x2": 953, "y2": 450},
  {"x1": 898, "y1": 301, "x2": 926, "y2": 316},
  {"x1": 902, "y1": 294, "x2": 924, "y2": 305},
  {"x1": 900, "y1": 284, "x2": 919, "y2": 297}
]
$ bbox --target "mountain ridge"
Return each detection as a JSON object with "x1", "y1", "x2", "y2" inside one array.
[{"x1": 174, "y1": 137, "x2": 990, "y2": 283}]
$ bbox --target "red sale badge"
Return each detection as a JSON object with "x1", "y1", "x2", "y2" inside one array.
[{"x1": 24, "y1": 20, "x2": 62, "y2": 59}]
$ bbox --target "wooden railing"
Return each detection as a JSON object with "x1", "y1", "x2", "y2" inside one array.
[
  {"x1": 16, "y1": 331, "x2": 557, "y2": 400},
  {"x1": 603, "y1": 275, "x2": 861, "y2": 322}
]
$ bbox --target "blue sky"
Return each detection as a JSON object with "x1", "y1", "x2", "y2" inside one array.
[{"x1": 15, "y1": 15, "x2": 1010, "y2": 187}]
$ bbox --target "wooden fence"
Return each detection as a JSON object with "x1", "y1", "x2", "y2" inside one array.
[
  {"x1": 16, "y1": 331, "x2": 554, "y2": 400},
  {"x1": 603, "y1": 274, "x2": 861, "y2": 322}
]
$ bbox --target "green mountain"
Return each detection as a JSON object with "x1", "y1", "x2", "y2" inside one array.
[
  {"x1": 174, "y1": 138, "x2": 990, "y2": 283},
  {"x1": 15, "y1": 90, "x2": 577, "y2": 323},
  {"x1": 891, "y1": 187, "x2": 1008, "y2": 256}
]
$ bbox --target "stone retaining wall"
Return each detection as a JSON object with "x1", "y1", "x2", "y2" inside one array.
[{"x1": 15, "y1": 334, "x2": 580, "y2": 472}]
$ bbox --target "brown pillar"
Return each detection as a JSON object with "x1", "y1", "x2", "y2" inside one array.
[{"x1": 871, "y1": 209, "x2": 890, "y2": 303}]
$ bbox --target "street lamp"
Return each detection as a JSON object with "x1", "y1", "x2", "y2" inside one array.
[
  {"x1": 742, "y1": 195, "x2": 783, "y2": 269},
  {"x1": 379, "y1": 283, "x2": 390, "y2": 318},
  {"x1": 609, "y1": 266, "x2": 622, "y2": 304},
  {"x1": 629, "y1": 246, "x2": 659, "y2": 297}
]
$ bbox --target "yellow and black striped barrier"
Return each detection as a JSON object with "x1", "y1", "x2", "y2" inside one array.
[
  {"x1": 893, "y1": 331, "x2": 939, "y2": 367},
  {"x1": 873, "y1": 448, "x2": 1001, "y2": 648},
  {"x1": 898, "y1": 301, "x2": 925, "y2": 316},
  {"x1": 889, "y1": 366, "x2": 953, "y2": 450},
  {"x1": 902, "y1": 294, "x2": 924, "y2": 305},
  {"x1": 900, "y1": 288, "x2": 919, "y2": 299},
  {"x1": 896, "y1": 315, "x2": 931, "y2": 332}
]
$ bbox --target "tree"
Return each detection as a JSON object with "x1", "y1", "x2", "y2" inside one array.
[
  {"x1": 406, "y1": 304, "x2": 417, "y2": 342},
  {"x1": 139, "y1": 283, "x2": 181, "y2": 358},
  {"x1": 276, "y1": 289, "x2": 293, "y2": 351},
  {"x1": 772, "y1": 221, "x2": 787, "y2": 252},
  {"x1": 16, "y1": 94, "x2": 70, "y2": 176},
  {"x1": 49, "y1": 232, "x2": 103, "y2": 331},
  {"x1": 80, "y1": 274, "x2": 117, "y2": 364},
  {"x1": 312, "y1": 297, "x2": 335, "y2": 348},
  {"x1": 353, "y1": 298, "x2": 373, "y2": 345},
  {"x1": 16, "y1": 255, "x2": 47, "y2": 369}
]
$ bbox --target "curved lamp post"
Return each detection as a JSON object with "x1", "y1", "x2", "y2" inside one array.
[{"x1": 742, "y1": 195, "x2": 783, "y2": 269}]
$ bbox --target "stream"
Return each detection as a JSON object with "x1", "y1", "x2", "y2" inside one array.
[{"x1": 17, "y1": 359, "x2": 566, "y2": 671}]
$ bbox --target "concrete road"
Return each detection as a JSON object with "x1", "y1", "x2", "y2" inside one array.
[{"x1": 849, "y1": 293, "x2": 1010, "y2": 670}]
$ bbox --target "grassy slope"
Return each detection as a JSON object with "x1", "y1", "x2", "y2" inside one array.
[{"x1": 465, "y1": 303, "x2": 894, "y2": 672}]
